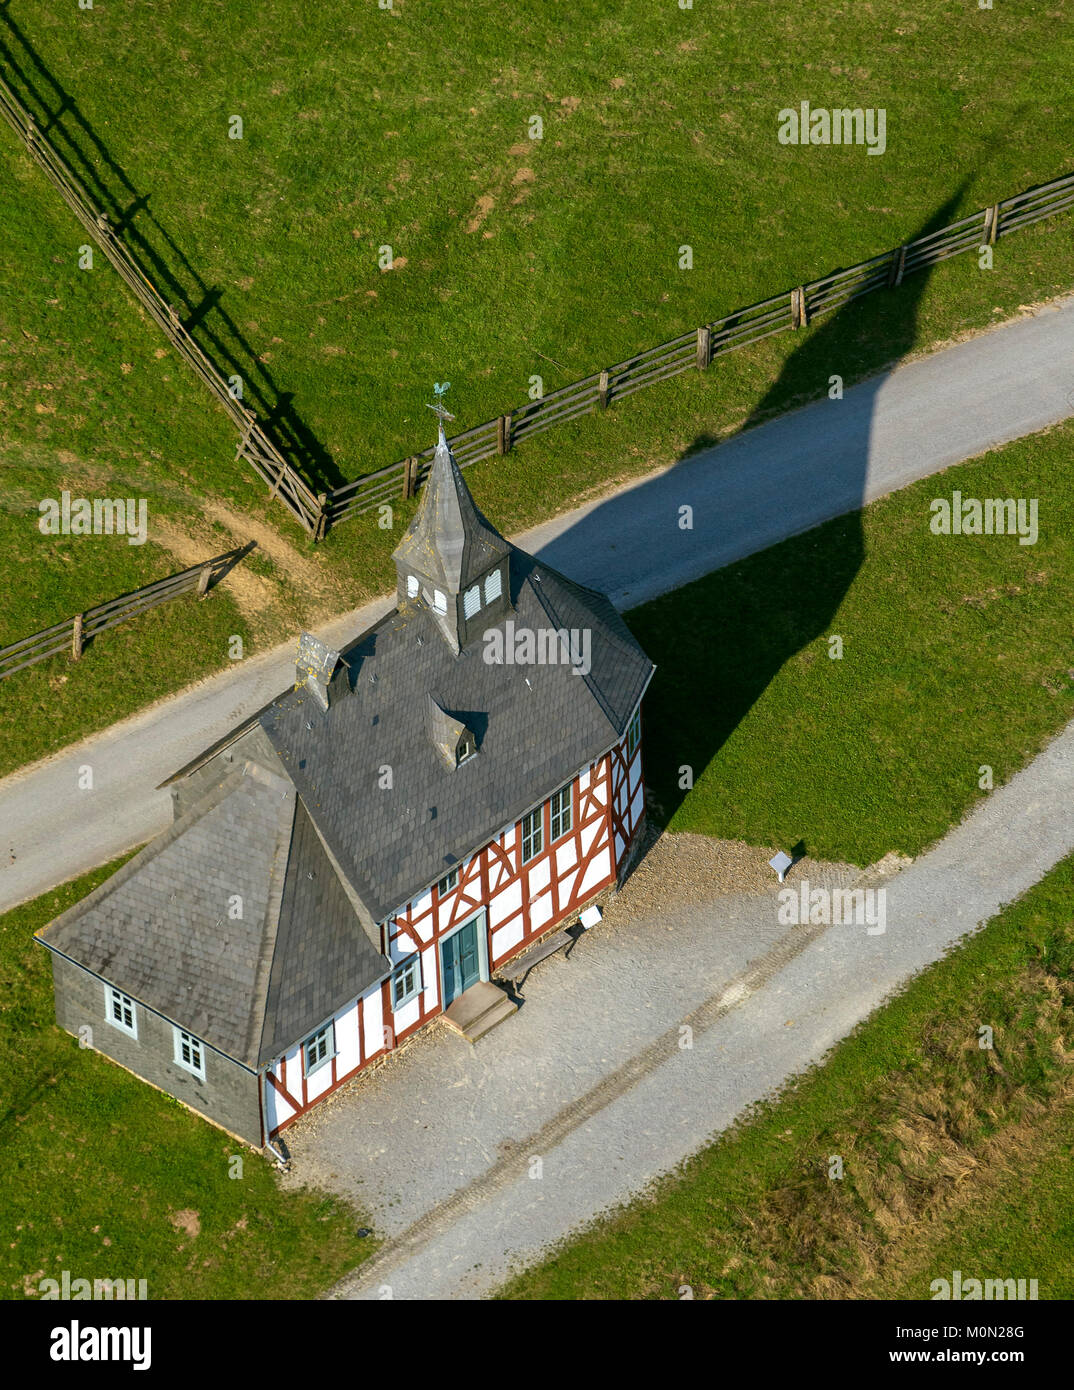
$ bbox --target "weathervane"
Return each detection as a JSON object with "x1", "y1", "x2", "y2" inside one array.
[{"x1": 426, "y1": 381, "x2": 455, "y2": 439}]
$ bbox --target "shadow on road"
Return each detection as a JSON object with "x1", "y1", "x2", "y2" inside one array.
[{"x1": 537, "y1": 186, "x2": 969, "y2": 830}]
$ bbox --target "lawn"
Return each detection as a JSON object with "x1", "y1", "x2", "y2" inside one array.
[
  {"x1": 629, "y1": 416, "x2": 1074, "y2": 866},
  {"x1": 6, "y1": 0, "x2": 1073, "y2": 480},
  {"x1": 499, "y1": 848, "x2": 1074, "y2": 1300},
  {"x1": 0, "y1": 858, "x2": 373, "y2": 1301}
]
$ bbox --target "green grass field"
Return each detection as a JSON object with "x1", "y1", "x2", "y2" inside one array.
[
  {"x1": 499, "y1": 849, "x2": 1074, "y2": 1300},
  {"x1": 2, "y1": 0, "x2": 1074, "y2": 775},
  {"x1": 6, "y1": 0, "x2": 1073, "y2": 477},
  {"x1": 0, "y1": 858, "x2": 373, "y2": 1301}
]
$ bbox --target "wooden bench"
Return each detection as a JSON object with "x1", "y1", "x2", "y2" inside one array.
[{"x1": 495, "y1": 923, "x2": 586, "y2": 994}]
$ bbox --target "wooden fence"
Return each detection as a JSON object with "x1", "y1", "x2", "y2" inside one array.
[
  {"x1": 324, "y1": 171, "x2": 1074, "y2": 525},
  {"x1": 0, "y1": 543, "x2": 255, "y2": 679},
  {"x1": 1, "y1": 51, "x2": 1071, "y2": 540},
  {"x1": 0, "y1": 73, "x2": 323, "y2": 536}
]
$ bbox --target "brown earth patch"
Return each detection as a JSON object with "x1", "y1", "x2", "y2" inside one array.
[{"x1": 466, "y1": 195, "x2": 496, "y2": 233}]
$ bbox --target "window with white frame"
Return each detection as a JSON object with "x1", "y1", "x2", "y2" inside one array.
[
  {"x1": 392, "y1": 955, "x2": 422, "y2": 1009},
  {"x1": 432, "y1": 589, "x2": 447, "y2": 614},
  {"x1": 550, "y1": 784, "x2": 572, "y2": 841},
  {"x1": 521, "y1": 807, "x2": 543, "y2": 864},
  {"x1": 484, "y1": 568, "x2": 502, "y2": 604},
  {"x1": 303, "y1": 1022, "x2": 334, "y2": 1076},
  {"x1": 406, "y1": 574, "x2": 419, "y2": 598},
  {"x1": 626, "y1": 706, "x2": 641, "y2": 756},
  {"x1": 438, "y1": 867, "x2": 458, "y2": 897},
  {"x1": 173, "y1": 1027, "x2": 206, "y2": 1080},
  {"x1": 105, "y1": 985, "x2": 138, "y2": 1039},
  {"x1": 456, "y1": 735, "x2": 475, "y2": 765},
  {"x1": 463, "y1": 584, "x2": 481, "y2": 619}
]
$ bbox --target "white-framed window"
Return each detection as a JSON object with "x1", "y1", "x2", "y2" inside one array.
[
  {"x1": 392, "y1": 955, "x2": 422, "y2": 1009},
  {"x1": 173, "y1": 1027, "x2": 206, "y2": 1080},
  {"x1": 463, "y1": 584, "x2": 481, "y2": 619},
  {"x1": 406, "y1": 574, "x2": 419, "y2": 598},
  {"x1": 432, "y1": 589, "x2": 447, "y2": 615},
  {"x1": 550, "y1": 784, "x2": 572, "y2": 841},
  {"x1": 456, "y1": 736, "x2": 475, "y2": 765},
  {"x1": 521, "y1": 807, "x2": 543, "y2": 864},
  {"x1": 484, "y1": 568, "x2": 502, "y2": 604},
  {"x1": 105, "y1": 985, "x2": 138, "y2": 1039},
  {"x1": 302, "y1": 1023, "x2": 334, "y2": 1076},
  {"x1": 626, "y1": 706, "x2": 641, "y2": 756},
  {"x1": 438, "y1": 867, "x2": 458, "y2": 897}
]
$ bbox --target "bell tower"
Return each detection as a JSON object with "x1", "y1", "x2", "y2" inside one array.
[{"x1": 391, "y1": 386, "x2": 513, "y2": 654}]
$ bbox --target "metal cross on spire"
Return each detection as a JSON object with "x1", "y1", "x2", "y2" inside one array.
[{"x1": 425, "y1": 381, "x2": 455, "y2": 443}]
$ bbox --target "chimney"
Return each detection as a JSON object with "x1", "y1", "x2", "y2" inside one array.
[{"x1": 295, "y1": 632, "x2": 341, "y2": 712}]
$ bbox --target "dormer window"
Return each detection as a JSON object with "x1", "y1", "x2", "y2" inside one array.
[
  {"x1": 484, "y1": 568, "x2": 502, "y2": 604},
  {"x1": 406, "y1": 575, "x2": 419, "y2": 599},
  {"x1": 426, "y1": 693, "x2": 477, "y2": 772},
  {"x1": 463, "y1": 585, "x2": 481, "y2": 619},
  {"x1": 432, "y1": 589, "x2": 447, "y2": 615}
]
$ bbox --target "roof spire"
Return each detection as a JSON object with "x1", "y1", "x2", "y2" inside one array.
[{"x1": 392, "y1": 384, "x2": 513, "y2": 653}]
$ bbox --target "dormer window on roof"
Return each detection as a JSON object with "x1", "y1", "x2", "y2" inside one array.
[
  {"x1": 425, "y1": 694, "x2": 478, "y2": 771},
  {"x1": 406, "y1": 575, "x2": 419, "y2": 599}
]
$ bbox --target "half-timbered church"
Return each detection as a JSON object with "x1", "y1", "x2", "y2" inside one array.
[{"x1": 37, "y1": 421, "x2": 654, "y2": 1148}]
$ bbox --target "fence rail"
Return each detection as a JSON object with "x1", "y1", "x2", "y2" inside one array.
[
  {"x1": 0, "y1": 73, "x2": 320, "y2": 535},
  {"x1": 323, "y1": 170, "x2": 1074, "y2": 526},
  {"x1": 1, "y1": 50, "x2": 1071, "y2": 540},
  {"x1": 0, "y1": 543, "x2": 255, "y2": 679}
]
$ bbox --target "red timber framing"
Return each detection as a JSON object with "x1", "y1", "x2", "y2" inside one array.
[{"x1": 265, "y1": 712, "x2": 646, "y2": 1137}]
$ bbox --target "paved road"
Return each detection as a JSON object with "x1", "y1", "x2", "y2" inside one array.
[
  {"x1": 1, "y1": 295, "x2": 1073, "y2": 912},
  {"x1": 328, "y1": 718, "x2": 1074, "y2": 1300}
]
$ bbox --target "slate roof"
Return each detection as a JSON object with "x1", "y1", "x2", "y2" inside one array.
[
  {"x1": 392, "y1": 431, "x2": 511, "y2": 591},
  {"x1": 259, "y1": 545, "x2": 654, "y2": 924},
  {"x1": 38, "y1": 433, "x2": 654, "y2": 1067},
  {"x1": 38, "y1": 760, "x2": 390, "y2": 1067}
]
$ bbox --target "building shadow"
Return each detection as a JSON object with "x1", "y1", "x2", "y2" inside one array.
[
  {"x1": 0, "y1": 3, "x2": 345, "y2": 491},
  {"x1": 533, "y1": 184, "x2": 970, "y2": 831}
]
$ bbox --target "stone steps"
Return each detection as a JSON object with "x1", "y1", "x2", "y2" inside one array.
[{"x1": 443, "y1": 981, "x2": 518, "y2": 1043}]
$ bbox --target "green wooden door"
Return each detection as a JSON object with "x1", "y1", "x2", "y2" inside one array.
[{"x1": 441, "y1": 916, "x2": 482, "y2": 1006}]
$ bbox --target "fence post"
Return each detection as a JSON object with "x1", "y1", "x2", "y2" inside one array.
[
  {"x1": 71, "y1": 614, "x2": 83, "y2": 662},
  {"x1": 696, "y1": 326, "x2": 711, "y2": 370},
  {"x1": 197, "y1": 562, "x2": 213, "y2": 597},
  {"x1": 598, "y1": 370, "x2": 610, "y2": 410},
  {"x1": 987, "y1": 203, "x2": 1001, "y2": 245},
  {"x1": 888, "y1": 246, "x2": 907, "y2": 288},
  {"x1": 314, "y1": 494, "x2": 329, "y2": 542},
  {"x1": 402, "y1": 456, "x2": 418, "y2": 500},
  {"x1": 497, "y1": 413, "x2": 512, "y2": 455}
]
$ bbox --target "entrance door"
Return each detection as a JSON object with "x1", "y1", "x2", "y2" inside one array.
[{"x1": 440, "y1": 914, "x2": 483, "y2": 1007}]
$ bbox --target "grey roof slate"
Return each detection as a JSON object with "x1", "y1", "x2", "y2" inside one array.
[
  {"x1": 39, "y1": 760, "x2": 390, "y2": 1067},
  {"x1": 259, "y1": 546, "x2": 654, "y2": 924},
  {"x1": 257, "y1": 800, "x2": 389, "y2": 1066},
  {"x1": 392, "y1": 435, "x2": 511, "y2": 591}
]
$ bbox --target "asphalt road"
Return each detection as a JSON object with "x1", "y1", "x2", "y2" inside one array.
[
  {"x1": 328, "y1": 717, "x2": 1074, "y2": 1300},
  {"x1": 1, "y1": 295, "x2": 1073, "y2": 912}
]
